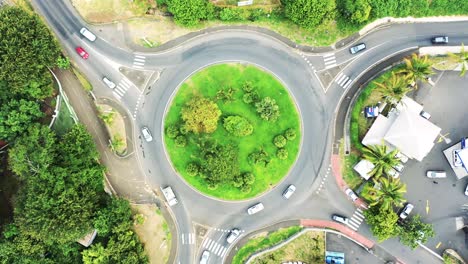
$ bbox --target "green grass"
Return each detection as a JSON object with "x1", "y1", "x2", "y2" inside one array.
[
  {"x1": 52, "y1": 96, "x2": 76, "y2": 135},
  {"x1": 342, "y1": 151, "x2": 363, "y2": 190},
  {"x1": 164, "y1": 64, "x2": 301, "y2": 200},
  {"x1": 232, "y1": 226, "x2": 303, "y2": 264},
  {"x1": 72, "y1": 67, "x2": 93, "y2": 91}
]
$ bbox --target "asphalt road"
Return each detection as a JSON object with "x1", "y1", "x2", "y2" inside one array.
[{"x1": 29, "y1": 1, "x2": 468, "y2": 263}]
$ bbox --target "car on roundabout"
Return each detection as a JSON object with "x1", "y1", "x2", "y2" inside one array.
[
  {"x1": 226, "y1": 228, "x2": 240, "y2": 244},
  {"x1": 199, "y1": 250, "x2": 210, "y2": 264},
  {"x1": 75, "y1": 47, "x2": 89, "y2": 59},
  {"x1": 141, "y1": 127, "x2": 153, "y2": 142},
  {"x1": 247, "y1": 202, "x2": 264, "y2": 215},
  {"x1": 349, "y1": 43, "x2": 366, "y2": 54},
  {"x1": 282, "y1": 184, "x2": 296, "y2": 199}
]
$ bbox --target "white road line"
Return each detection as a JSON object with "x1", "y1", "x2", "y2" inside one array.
[
  {"x1": 207, "y1": 240, "x2": 215, "y2": 251},
  {"x1": 346, "y1": 222, "x2": 358, "y2": 231},
  {"x1": 323, "y1": 53, "x2": 335, "y2": 58},
  {"x1": 335, "y1": 72, "x2": 344, "y2": 81},
  {"x1": 212, "y1": 244, "x2": 220, "y2": 254},
  {"x1": 112, "y1": 91, "x2": 121, "y2": 99},
  {"x1": 133, "y1": 62, "x2": 145, "y2": 66},
  {"x1": 190, "y1": 234, "x2": 195, "y2": 244},
  {"x1": 181, "y1": 234, "x2": 185, "y2": 244},
  {"x1": 220, "y1": 247, "x2": 228, "y2": 257},
  {"x1": 114, "y1": 88, "x2": 125, "y2": 97},
  {"x1": 134, "y1": 58, "x2": 145, "y2": 62},
  {"x1": 121, "y1": 78, "x2": 132, "y2": 86},
  {"x1": 354, "y1": 212, "x2": 365, "y2": 220},
  {"x1": 215, "y1": 245, "x2": 223, "y2": 255},
  {"x1": 335, "y1": 73, "x2": 346, "y2": 84},
  {"x1": 324, "y1": 56, "x2": 335, "y2": 62},
  {"x1": 135, "y1": 55, "x2": 145, "y2": 59},
  {"x1": 325, "y1": 64, "x2": 337, "y2": 70},
  {"x1": 356, "y1": 208, "x2": 364, "y2": 213},
  {"x1": 343, "y1": 79, "x2": 353, "y2": 89},
  {"x1": 133, "y1": 65, "x2": 144, "y2": 69},
  {"x1": 338, "y1": 76, "x2": 349, "y2": 86},
  {"x1": 349, "y1": 218, "x2": 361, "y2": 226}
]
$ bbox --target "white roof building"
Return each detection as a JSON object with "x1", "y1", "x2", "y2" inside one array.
[
  {"x1": 353, "y1": 159, "x2": 375, "y2": 180},
  {"x1": 362, "y1": 97, "x2": 441, "y2": 161}
]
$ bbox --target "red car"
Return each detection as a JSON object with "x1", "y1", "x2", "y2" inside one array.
[{"x1": 75, "y1": 47, "x2": 89, "y2": 59}]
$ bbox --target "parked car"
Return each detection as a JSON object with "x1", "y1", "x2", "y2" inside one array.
[
  {"x1": 393, "y1": 163, "x2": 404, "y2": 173},
  {"x1": 75, "y1": 47, "x2": 89, "y2": 59},
  {"x1": 247, "y1": 203, "x2": 264, "y2": 215},
  {"x1": 431, "y1": 36, "x2": 448, "y2": 44},
  {"x1": 349, "y1": 43, "x2": 366, "y2": 54},
  {"x1": 465, "y1": 184, "x2": 468, "y2": 196},
  {"x1": 426, "y1": 170, "x2": 447, "y2": 178},
  {"x1": 399, "y1": 203, "x2": 414, "y2": 219},
  {"x1": 453, "y1": 150, "x2": 463, "y2": 167},
  {"x1": 395, "y1": 152, "x2": 409, "y2": 163},
  {"x1": 79, "y1": 27, "x2": 97, "y2": 42},
  {"x1": 387, "y1": 168, "x2": 400, "y2": 179},
  {"x1": 141, "y1": 127, "x2": 153, "y2": 142},
  {"x1": 282, "y1": 184, "x2": 296, "y2": 199},
  {"x1": 419, "y1": 110, "x2": 431, "y2": 120},
  {"x1": 226, "y1": 228, "x2": 240, "y2": 244},
  {"x1": 344, "y1": 188, "x2": 358, "y2": 201},
  {"x1": 102, "y1": 77, "x2": 116, "y2": 89},
  {"x1": 331, "y1": 214, "x2": 348, "y2": 225},
  {"x1": 199, "y1": 250, "x2": 210, "y2": 264}
]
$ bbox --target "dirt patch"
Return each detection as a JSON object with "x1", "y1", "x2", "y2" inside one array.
[
  {"x1": 250, "y1": 230, "x2": 325, "y2": 264},
  {"x1": 132, "y1": 204, "x2": 171, "y2": 264},
  {"x1": 96, "y1": 104, "x2": 127, "y2": 154}
]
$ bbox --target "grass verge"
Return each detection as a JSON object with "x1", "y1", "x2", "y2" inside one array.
[
  {"x1": 250, "y1": 230, "x2": 325, "y2": 264},
  {"x1": 52, "y1": 96, "x2": 76, "y2": 135},
  {"x1": 72, "y1": 67, "x2": 93, "y2": 91},
  {"x1": 164, "y1": 63, "x2": 301, "y2": 200},
  {"x1": 232, "y1": 226, "x2": 303, "y2": 264}
]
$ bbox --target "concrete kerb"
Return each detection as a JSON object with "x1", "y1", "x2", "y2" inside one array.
[{"x1": 49, "y1": 68, "x2": 79, "y2": 125}]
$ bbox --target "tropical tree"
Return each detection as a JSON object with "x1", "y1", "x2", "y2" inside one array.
[
  {"x1": 398, "y1": 215, "x2": 435, "y2": 249},
  {"x1": 448, "y1": 43, "x2": 468, "y2": 76},
  {"x1": 362, "y1": 144, "x2": 400, "y2": 180},
  {"x1": 363, "y1": 204, "x2": 400, "y2": 242},
  {"x1": 374, "y1": 72, "x2": 412, "y2": 105},
  {"x1": 399, "y1": 53, "x2": 434, "y2": 88},
  {"x1": 367, "y1": 177, "x2": 407, "y2": 210}
]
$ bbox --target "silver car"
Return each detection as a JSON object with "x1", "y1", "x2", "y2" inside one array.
[
  {"x1": 331, "y1": 214, "x2": 348, "y2": 225},
  {"x1": 349, "y1": 43, "x2": 366, "y2": 54},
  {"x1": 226, "y1": 228, "x2": 240, "y2": 244},
  {"x1": 426, "y1": 170, "x2": 447, "y2": 178},
  {"x1": 282, "y1": 184, "x2": 296, "y2": 199},
  {"x1": 102, "y1": 77, "x2": 116, "y2": 89},
  {"x1": 399, "y1": 203, "x2": 414, "y2": 219},
  {"x1": 141, "y1": 127, "x2": 153, "y2": 142},
  {"x1": 247, "y1": 202, "x2": 264, "y2": 215},
  {"x1": 344, "y1": 188, "x2": 358, "y2": 201},
  {"x1": 199, "y1": 250, "x2": 210, "y2": 264}
]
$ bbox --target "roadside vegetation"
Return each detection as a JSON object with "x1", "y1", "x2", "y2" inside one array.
[
  {"x1": 231, "y1": 226, "x2": 303, "y2": 264},
  {"x1": 0, "y1": 6, "x2": 148, "y2": 263},
  {"x1": 164, "y1": 64, "x2": 300, "y2": 199},
  {"x1": 250, "y1": 230, "x2": 325, "y2": 264},
  {"x1": 73, "y1": 0, "x2": 468, "y2": 47},
  {"x1": 343, "y1": 53, "x2": 438, "y2": 248}
]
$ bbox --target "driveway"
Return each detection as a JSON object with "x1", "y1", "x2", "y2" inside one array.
[{"x1": 399, "y1": 70, "x2": 468, "y2": 260}]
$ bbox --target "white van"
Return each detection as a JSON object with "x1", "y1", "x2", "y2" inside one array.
[{"x1": 80, "y1": 27, "x2": 96, "y2": 42}]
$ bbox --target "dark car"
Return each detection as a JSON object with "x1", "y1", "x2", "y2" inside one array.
[
  {"x1": 75, "y1": 47, "x2": 89, "y2": 59},
  {"x1": 349, "y1": 43, "x2": 366, "y2": 54},
  {"x1": 431, "y1": 36, "x2": 448, "y2": 44}
]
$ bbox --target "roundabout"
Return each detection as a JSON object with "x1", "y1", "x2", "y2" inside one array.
[{"x1": 163, "y1": 63, "x2": 301, "y2": 200}]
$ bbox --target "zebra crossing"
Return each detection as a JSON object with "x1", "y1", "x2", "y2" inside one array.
[
  {"x1": 201, "y1": 237, "x2": 228, "y2": 258},
  {"x1": 323, "y1": 53, "x2": 337, "y2": 69},
  {"x1": 112, "y1": 78, "x2": 132, "y2": 99},
  {"x1": 181, "y1": 233, "x2": 195, "y2": 245},
  {"x1": 133, "y1": 54, "x2": 146, "y2": 69},
  {"x1": 346, "y1": 208, "x2": 365, "y2": 231},
  {"x1": 335, "y1": 72, "x2": 353, "y2": 89}
]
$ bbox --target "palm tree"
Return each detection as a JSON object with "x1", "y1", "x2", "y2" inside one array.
[
  {"x1": 399, "y1": 53, "x2": 434, "y2": 88},
  {"x1": 362, "y1": 144, "x2": 400, "y2": 180},
  {"x1": 368, "y1": 177, "x2": 407, "y2": 211},
  {"x1": 374, "y1": 72, "x2": 412, "y2": 106},
  {"x1": 448, "y1": 43, "x2": 468, "y2": 76}
]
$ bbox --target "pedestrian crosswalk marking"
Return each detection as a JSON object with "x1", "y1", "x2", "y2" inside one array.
[
  {"x1": 323, "y1": 53, "x2": 337, "y2": 69},
  {"x1": 201, "y1": 238, "x2": 228, "y2": 257},
  {"x1": 346, "y1": 208, "x2": 366, "y2": 231}
]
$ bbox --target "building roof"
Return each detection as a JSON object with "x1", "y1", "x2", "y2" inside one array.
[
  {"x1": 353, "y1": 159, "x2": 375, "y2": 180},
  {"x1": 384, "y1": 109, "x2": 441, "y2": 161},
  {"x1": 77, "y1": 229, "x2": 97, "y2": 247},
  {"x1": 362, "y1": 115, "x2": 393, "y2": 147},
  {"x1": 396, "y1": 96, "x2": 423, "y2": 115}
]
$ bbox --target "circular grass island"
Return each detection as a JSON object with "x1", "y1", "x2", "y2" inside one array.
[{"x1": 164, "y1": 63, "x2": 301, "y2": 200}]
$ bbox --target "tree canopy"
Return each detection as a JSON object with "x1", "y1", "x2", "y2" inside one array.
[
  {"x1": 181, "y1": 96, "x2": 222, "y2": 134},
  {"x1": 398, "y1": 215, "x2": 435, "y2": 249},
  {"x1": 166, "y1": 0, "x2": 213, "y2": 26},
  {"x1": 283, "y1": 0, "x2": 336, "y2": 28},
  {"x1": 363, "y1": 204, "x2": 399, "y2": 242}
]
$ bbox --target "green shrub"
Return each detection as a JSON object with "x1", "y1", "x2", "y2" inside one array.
[
  {"x1": 175, "y1": 135, "x2": 187, "y2": 147},
  {"x1": 167, "y1": 0, "x2": 211, "y2": 26},
  {"x1": 249, "y1": 8, "x2": 265, "y2": 21},
  {"x1": 219, "y1": 8, "x2": 244, "y2": 21},
  {"x1": 284, "y1": 128, "x2": 296, "y2": 140},
  {"x1": 249, "y1": 149, "x2": 271, "y2": 167},
  {"x1": 284, "y1": 0, "x2": 336, "y2": 28},
  {"x1": 242, "y1": 81, "x2": 254, "y2": 92},
  {"x1": 186, "y1": 163, "x2": 199, "y2": 176},
  {"x1": 232, "y1": 174, "x2": 244, "y2": 188},
  {"x1": 240, "y1": 184, "x2": 252, "y2": 193},
  {"x1": 273, "y1": 135, "x2": 287, "y2": 148},
  {"x1": 243, "y1": 172, "x2": 255, "y2": 185},
  {"x1": 223, "y1": 115, "x2": 254, "y2": 137},
  {"x1": 277, "y1": 148, "x2": 288, "y2": 160},
  {"x1": 243, "y1": 91, "x2": 259, "y2": 104},
  {"x1": 179, "y1": 125, "x2": 188, "y2": 135},
  {"x1": 166, "y1": 125, "x2": 179, "y2": 139},
  {"x1": 255, "y1": 97, "x2": 280, "y2": 122},
  {"x1": 207, "y1": 182, "x2": 219, "y2": 190}
]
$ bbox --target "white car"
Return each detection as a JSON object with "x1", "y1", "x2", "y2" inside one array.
[
  {"x1": 199, "y1": 250, "x2": 210, "y2": 264},
  {"x1": 465, "y1": 184, "x2": 468, "y2": 196},
  {"x1": 344, "y1": 188, "x2": 358, "y2": 201},
  {"x1": 399, "y1": 203, "x2": 414, "y2": 219},
  {"x1": 247, "y1": 202, "x2": 264, "y2": 215},
  {"x1": 79, "y1": 27, "x2": 96, "y2": 42},
  {"x1": 426, "y1": 170, "x2": 447, "y2": 178},
  {"x1": 395, "y1": 152, "x2": 409, "y2": 163},
  {"x1": 282, "y1": 184, "x2": 296, "y2": 199},
  {"x1": 226, "y1": 228, "x2": 240, "y2": 244},
  {"x1": 453, "y1": 150, "x2": 462, "y2": 167},
  {"x1": 349, "y1": 43, "x2": 366, "y2": 54},
  {"x1": 387, "y1": 168, "x2": 400, "y2": 179},
  {"x1": 419, "y1": 110, "x2": 431, "y2": 120},
  {"x1": 331, "y1": 214, "x2": 348, "y2": 225},
  {"x1": 102, "y1": 77, "x2": 116, "y2": 89},
  {"x1": 141, "y1": 127, "x2": 153, "y2": 142}
]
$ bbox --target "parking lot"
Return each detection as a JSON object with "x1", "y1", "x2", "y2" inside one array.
[{"x1": 400, "y1": 70, "x2": 468, "y2": 259}]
